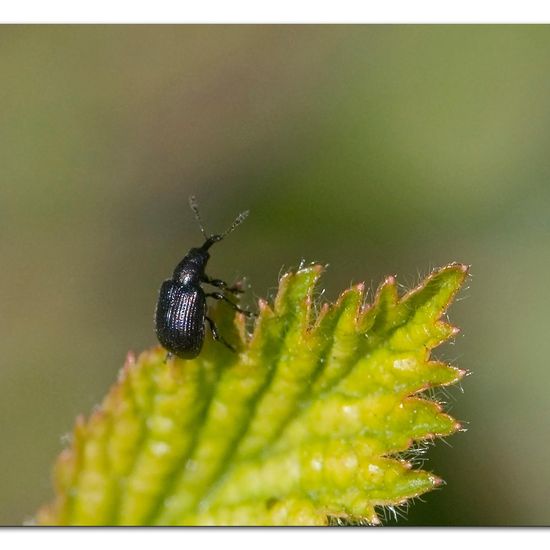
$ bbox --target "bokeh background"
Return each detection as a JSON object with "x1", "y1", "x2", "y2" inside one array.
[{"x1": 1, "y1": 25, "x2": 550, "y2": 526}]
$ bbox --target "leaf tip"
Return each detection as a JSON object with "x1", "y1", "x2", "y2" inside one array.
[
  {"x1": 124, "y1": 350, "x2": 136, "y2": 367},
  {"x1": 370, "y1": 515, "x2": 382, "y2": 526},
  {"x1": 258, "y1": 298, "x2": 271, "y2": 313},
  {"x1": 119, "y1": 351, "x2": 137, "y2": 380},
  {"x1": 453, "y1": 420, "x2": 467, "y2": 432},
  {"x1": 430, "y1": 475, "x2": 445, "y2": 488},
  {"x1": 439, "y1": 262, "x2": 470, "y2": 289}
]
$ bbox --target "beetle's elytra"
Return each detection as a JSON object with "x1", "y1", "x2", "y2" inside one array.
[{"x1": 155, "y1": 196, "x2": 253, "y2": 359}]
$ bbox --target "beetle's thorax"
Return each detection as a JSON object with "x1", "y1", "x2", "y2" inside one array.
[{"x1": 173, "y1": 247, "x2": 210, "y2": 285}]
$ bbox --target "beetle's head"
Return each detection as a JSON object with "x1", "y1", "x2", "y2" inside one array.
[{"x1": 187, "y1": 246, "x2": 210, "y2": 262}]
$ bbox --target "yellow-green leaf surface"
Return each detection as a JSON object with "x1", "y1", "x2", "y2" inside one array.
[{"x1": 37, "y1": 263, "x2": 468, "y2": 526}]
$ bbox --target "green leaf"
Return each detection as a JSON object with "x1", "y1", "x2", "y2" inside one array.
[{"x1": 36, "y1": 263, "x2": 468, "y2": 526}]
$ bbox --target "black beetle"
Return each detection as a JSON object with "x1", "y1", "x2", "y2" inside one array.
[{"x1": 155, "y1": 196, "x2": 253, "y2": 359}]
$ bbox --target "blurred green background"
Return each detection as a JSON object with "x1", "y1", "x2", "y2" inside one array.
[{"x1": 1, "y1": 25, "x2": 550, "y2": 526}]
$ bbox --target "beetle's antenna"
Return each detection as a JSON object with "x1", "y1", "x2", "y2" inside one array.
[
  {"x1": 192, "y1": 195, "x2": 249, "y2": 250},
  {"x1": 222, "y1": 210, "x2": 249, "y2": 238},
  {"x1": 188, "y1": 195, "x2": 208, "y2": 240}
]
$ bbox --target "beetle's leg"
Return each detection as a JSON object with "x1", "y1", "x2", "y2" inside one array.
[
  {"x1": 163, "y1": 352, "x2": 173, "y2": 364},
  {"x1": 202, "y1": 275, "x2": 244, "y2": 294},
  {"x1": 205, "y1": 292, "x2": 257, "y2": 318},
  {"x1": 205, "y1": 316, "x2": 236, "y2": 352}
]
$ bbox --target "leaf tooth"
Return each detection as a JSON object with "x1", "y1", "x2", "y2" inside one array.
[
  {"x1": 361, "y1": 275, "x2": 399, "y2": 333},
  {"x1": 233, "y1": 311, "x2": 248, "y2": 343},
  {"x1": 117, "y1": 351, "x2": 136, "y2": 383},
  {"x1": 315, "y1": 284, "x2": 364, "y2": 338},
  {"x1": 274, "y1": 384, "x2": 460, "y2": 456},
  {"x1": 399, "y1": 263, "x2": 468, "y2": 323},
  {"x1": 310, "y1": 285, "x2": 365, "y2": 394},
  {"x1": 388, "y1": 316, "x2": 460, "y2": 354},
  {"x1": 244, "y1": 299, "x2": 275, "y2": 351},
  {"x1": 337, "y1": 344, "x2": 462, "y2": 400},
  {"x1": 419, "y1": 360, "x2": 465, "y2": 388},
  {"x1": 273, "y1": 265, "x2": 324, "y2": 318},
  {"x1": 390, "y1": 359, "x2": 465, "y2": 397},
  {"x1": 367, "y1": 460, "x2": 442, "y2": 503},
  {"x1": 379, "y1": 397, "x2": 461, "y2": 453},
  {"x1": 311, "y1": 301, "x2": 331, "y2": 330},
  {"x1": 429, "y1": 320, "x2": 460, "y2": 348},
  {"x1": 125, "y1": 349, "x2": 157, "y2": 413},
  {"x1": 359, "y1": 264, "x2": 467, "y2": 351},
  {"x1": 311, "y1": 446, "x2": 442, "y2": 506}
]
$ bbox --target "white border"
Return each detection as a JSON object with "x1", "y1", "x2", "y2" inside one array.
[
  {"x1": 1, "y1": 0, "x2": 550, "y2": 23},
  {"x1": 0, "y1": 527, "x2": 548, "y2": 550}
]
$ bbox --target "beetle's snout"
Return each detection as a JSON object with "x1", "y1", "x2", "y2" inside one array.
[{"x1": 202, "y1": 235, "x2": 223, "y2": 250}]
